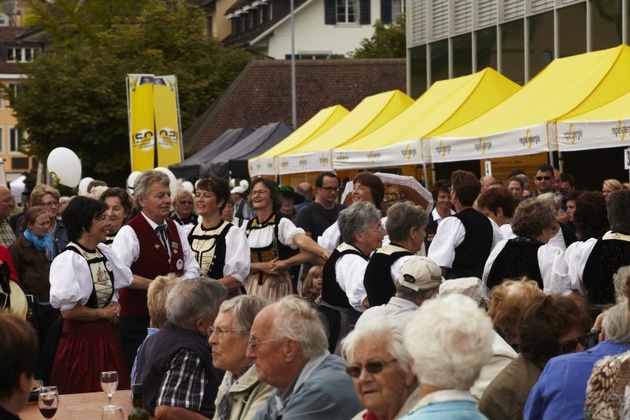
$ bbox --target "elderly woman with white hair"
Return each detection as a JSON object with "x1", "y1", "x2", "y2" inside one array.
[
  {"x1": 401, "y1": 294, "x2": 494, "y2": 419},
  {"x1": 320, "y1": 201, "x2": 385, "y2": 353},
  {"x1": 342, "y1": 317, "x2": 418, "y2": 420},
  {"x1": 209, "y1": 295, "x2": 273, "y2": 420}
]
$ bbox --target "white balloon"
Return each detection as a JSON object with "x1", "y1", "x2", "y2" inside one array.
[
  {"x1": 78, "y1": 177, "x2": 94, "y2": 195},
  {"x1": 155, "y1": 167, "x2": 178, "y2": 198},
  {"x1": 182, "y1": 181, "x2": 194, "y2": 194},
  {"x1": 127, "y1": 171, "x2": 142, "y2": 195},
  {"x1": 239, "y1": 179, "x2": 249, "y2": 191},
  {"x1": 47, "y1": 147, "x2": 82, "y2": 188}
]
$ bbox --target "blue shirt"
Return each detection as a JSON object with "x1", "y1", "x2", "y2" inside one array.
[{"x1": 525, "y1": 341, "x2": 630, "y2": 420}]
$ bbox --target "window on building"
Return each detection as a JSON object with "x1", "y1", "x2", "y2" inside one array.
[
  {"x1": 6, "y1": 83, "x2": 22, "y2": 108},
  {"x1": 337, "y1": 0, "x2": 358, "y2": 23},
  {"x1": 381, "y1": 0, "x2": 404, "y2": 24},
  {"x1": 9, "y1": 127, "x2": 24, "y2": 153},
  {"x1": 0, "y1": 128, "x2": 4, "y2": 153},
  {"x1": 7, "y1": 47, "x2": 40, "y2": 63},
  {"x1": 326, "y1": 0, "x2": 369, "y2": 24}
]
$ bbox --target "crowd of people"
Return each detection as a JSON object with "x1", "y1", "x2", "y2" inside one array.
[{"x1": 1, "y1": 164, "x2": 630, "y2": 419}]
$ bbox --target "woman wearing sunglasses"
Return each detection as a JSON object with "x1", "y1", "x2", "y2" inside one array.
[
  {"x1": 479, "y1": 295, "x2": 591, "y2": 419},
  {"x1": 342, "y1": 317, "x2": 418, "y2": 420}
]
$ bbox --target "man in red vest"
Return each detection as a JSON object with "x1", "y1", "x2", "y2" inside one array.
[{"x1": 113, "y1": 170, "x2": 200, "y2": 367}]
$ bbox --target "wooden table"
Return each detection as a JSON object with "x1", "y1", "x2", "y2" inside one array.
[{"x1": 20, "y1": 390, "x2": 133, "y2": 419}]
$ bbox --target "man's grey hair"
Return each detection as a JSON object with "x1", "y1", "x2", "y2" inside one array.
[
  {"x1": 405, "y1": 294, "x2": 494, "y2": 389},
  {"x1": 608, "y1": 190, "x2": 630, "y2": 234},
  {"x1": 166, "y1": 277, "x2": 227, "y2": 330},
  {"x1": 613, "y1": 265, "x2": 630, "y2": 301},
  {"x1": 602, "y1": 299, "x2": 630, "y2": 345},
  {"x1": 338, "y1": 201, "x2": 381, "y2": 245},
  {"x1": 219, "y1": 295, "x2": 269, "y2": 336},
  {"x1": 536, "y1": 192, "x2": 561, "y2": 211},
  {"x1": 341, "y1": 316, "x2": 412, "y2": 374},
  {"x1": 271, "y1": 295, "x2": 328, "y2": 359},
  {"x1": 386, "y1": 202, "x2": 428, "y2": 243},
  {"x1": 133, "y1": 170, "x2": 170, "y2": 208}
]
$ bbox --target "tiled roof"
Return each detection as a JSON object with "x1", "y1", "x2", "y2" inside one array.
[{"x1": 184, "y1": 58, "x2": 407, "y2": 154}]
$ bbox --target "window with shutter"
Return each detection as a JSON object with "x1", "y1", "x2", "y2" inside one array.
[
  {"x1": 381, "y1": 0, "x2": 392, "y2": 23},
  {"x1": 325, "y1": 0, "x2": 336, "y2": 24}
]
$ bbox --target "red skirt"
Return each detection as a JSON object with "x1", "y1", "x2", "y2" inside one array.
[{"x1": 50, "y1": 319, "x2": 131, "y2": 394}]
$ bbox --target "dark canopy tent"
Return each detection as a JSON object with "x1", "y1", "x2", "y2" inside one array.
[
  {"x1": 169, "y1": 127, "x2": 255, "y2": 179},
  {"x1": 201, "y1": 121, "x2": 294, "y2": 179}
]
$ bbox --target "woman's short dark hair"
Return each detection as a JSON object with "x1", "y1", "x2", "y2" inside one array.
[
  {"x1": 519, "y1": 295, "x2": 591, "y2": 362},
  {"x1": 0, "y1": 313, "x2": 38, "y2": 400},
  {"x1": 608, "y1": 190, "x2": 630, "y2": 234},
  {"x1": 62, "y1": 196, "x2": 107, "y2": 242},
  {"x1": 196, "y1": 177, "x2": 230, "y2": 213},
  {"x1": 450, "y1": 170, "x2": 480, "y2": 206},
  {"x1": 431, "y1": 179, "x2": 451, "y2": 202},
  {"x1": 353, "y1": 172, "x2": 385, "y2": 210},
  {"x1": 250, "y1": 177, "x2": 282, "y2": 214},
  {"x1": 99, "y1": 187, "x2": 133, "y2": 219},
  {"x1": 477, "y1": 187, "x2": 516, "y2": 218},
  {"x1": 573, "y1": 191, "x2": 609, "y2": 240}
]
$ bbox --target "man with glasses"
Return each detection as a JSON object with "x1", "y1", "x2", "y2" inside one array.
[
  {"x1": 248, "y1": 295, "x2": 362, "y2": 419},
  {"x1": 533, "y1": 163, "x2": 554, "y2": 196},
  {"x1": 296, "y1": 172, "x2": 344, "y2": 242},
  {"x1": 135, "y1": 278, "x2": 227, "y2": 418}
]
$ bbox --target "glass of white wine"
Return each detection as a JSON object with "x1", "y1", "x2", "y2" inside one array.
[{"x1": 100, "y1": 371, "x2": 119, "y2": 407}]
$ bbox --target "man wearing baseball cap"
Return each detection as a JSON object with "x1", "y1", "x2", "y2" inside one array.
[{"x1": 356, "y1": 256, "x2": 443, "y2": 327}]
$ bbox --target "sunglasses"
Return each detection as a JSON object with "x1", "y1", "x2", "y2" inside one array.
[
  {"x1": 535, "y1": 176, "x2": 552, "y2": 181},
  {"x1": 560, "y1": 336, "x2": 586, "y2": 354},
  {"x1": 346, "y1": 359, "x2": 397, "y2": 378}
]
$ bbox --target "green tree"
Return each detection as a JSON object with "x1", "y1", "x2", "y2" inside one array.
[
  {"x1": 349, "y1": 14, "x2": 406, "y2": 59},
  {"x1": 14, "y1": 0, "x2": 251, "y2": 184}
]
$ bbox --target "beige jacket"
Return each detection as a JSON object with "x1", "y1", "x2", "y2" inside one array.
[{"x1": 213, "y1": 364, "x2": 273, "y2": 420}]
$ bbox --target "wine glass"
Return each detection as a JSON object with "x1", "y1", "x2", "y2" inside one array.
[
  {"x1": 102, "y1": 405, "x2": 124, "y2": 420},
  {"x1": 38, "y1": 386, "x2": 59, "y2": 419},
  {"x1": 100, "y1": 371, "x2": 119, "y2": 407}
]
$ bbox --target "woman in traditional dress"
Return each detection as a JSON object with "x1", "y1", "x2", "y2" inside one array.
[
  {"x1": 319, "y1": 171, "x2": 385, "y2": 251},
  {"x1": 245, "y1": 177, "x2": 329, "y2": 301},
  {"x1": 99, "y1": 187, "x2": 134, "y2": 246},
  {"x1": 189, "y1": 177, "x2": 250, "y2": 297},
  {"x1": 49, "y1": 196, "x2": 132, "y2": 394}
]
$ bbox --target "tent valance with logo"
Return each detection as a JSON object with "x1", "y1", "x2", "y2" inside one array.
[
  {"x1": 274, "y1": 90, "x2": 414, "y2": 175},
  {"x1": 331, "y1": 68, "x2": 520, "y2": 170},
  {"x1": 248, "y1": 105, "x2": 349, "y2": 177},
  {"x1": 425, "y1": 45, "x2": 630, "y2": 163}
]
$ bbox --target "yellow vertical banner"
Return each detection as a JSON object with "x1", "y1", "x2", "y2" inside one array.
[
  {"x1": 127, "y1": 74, "x2": 157, "y2": 171},
  {"x1": 153, "y1": 75, "x2": 183, "y2": 167}
]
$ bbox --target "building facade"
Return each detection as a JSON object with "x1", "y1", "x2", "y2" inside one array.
[
  {"x1": 217, "y1": 0, "x2": 405, "y2": 58},
  {"x1": 407, "y1": 0, "x2": 629, "y2": 97}
]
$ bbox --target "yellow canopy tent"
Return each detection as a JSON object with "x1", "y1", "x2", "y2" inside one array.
[
  {"x1": 425, "y1": 45, "x2": 630, "y2": 163},
  {"x1": 556, "y1": 88, "x2": 630, "y2": 152},
  {"x1": 275, "y1": 90, "x2": 414, "y2": 174},
  {"x1": 248, "y1": 105, "x2": 349, "y2": 176},
  {"x1": 331, "y1": 68, "x2": 520, "y2": 170}
]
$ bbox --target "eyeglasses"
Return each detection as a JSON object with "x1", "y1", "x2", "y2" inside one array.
[
  {"x1": 320, "y1": 186, "x2": 340, "y2": 192},
  {"x1": 549, "y1": 225, "x2": 557, "y2": 233},
  {"x1": 346, "y1": 359, "x2": 398, "y2": 378},
  {"x1": 535, "y1": 176, "x2": 552, "y2": 181},
  {"x1": 208, "y1": 326, "x2": 248, "y2": 339},
  {"x1": 180, "y1": 201, "x2": 193, "y2": 205},
  {"x1": 251, "y1": 190, "x2": 269, "y2": 196},
  {"x1": 248, "y1": 336, "x2": 285, "y2": 351},
  {"x1": 364, "y1": 225, "x2": 386, "y2": 233},
  {"x1": 41, "y1": 201, "x2": 59, "y2": 208},
  {"x1": 560, "y1": 336, "x2": 586, "y2": 354}
]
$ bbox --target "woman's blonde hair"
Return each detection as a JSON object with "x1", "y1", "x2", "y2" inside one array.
[{"x1": 302, "y1": 265, "x2": 323, "y2": 295}]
